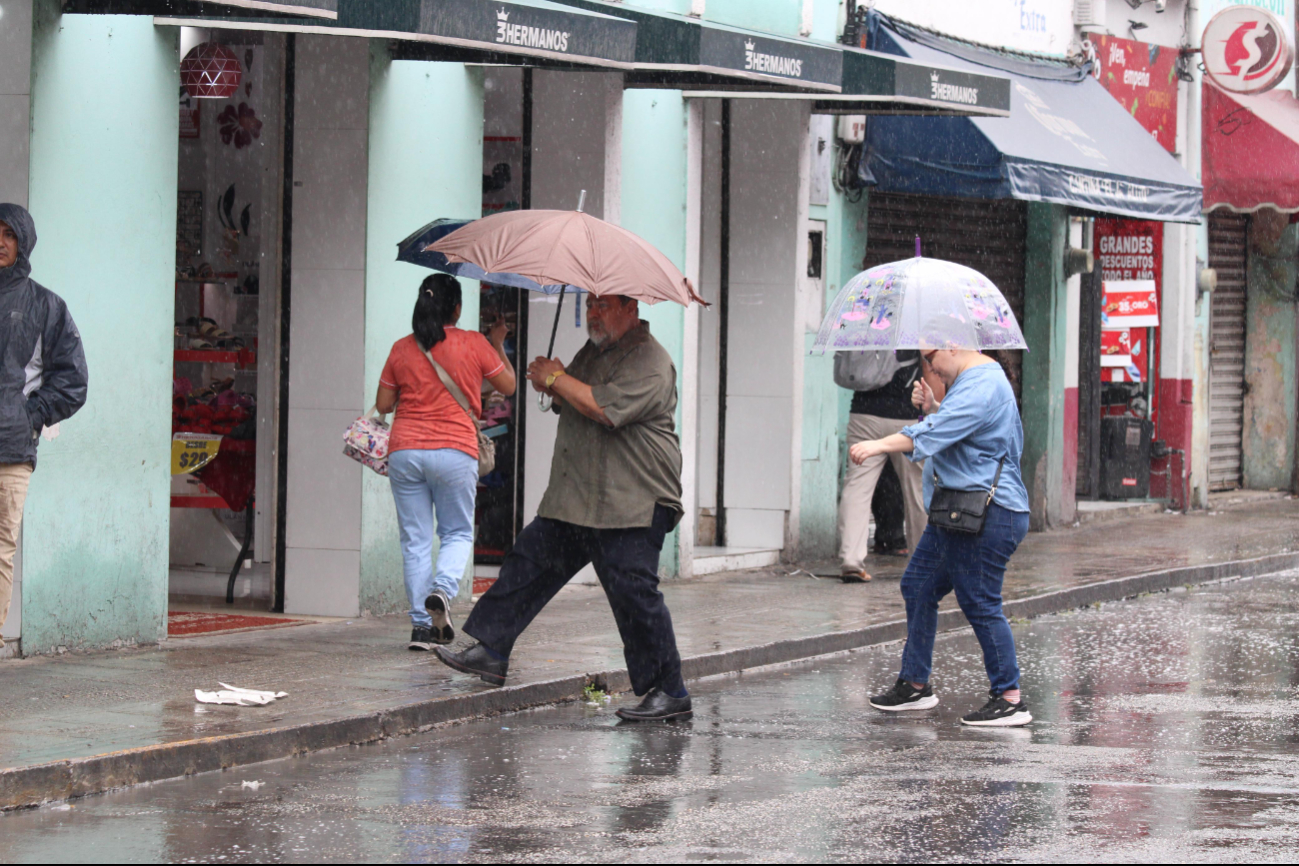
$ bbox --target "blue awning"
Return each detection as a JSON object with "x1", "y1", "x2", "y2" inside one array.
[{"x1": 859, "y1": 15, "x2": 1202, "y2": 223}]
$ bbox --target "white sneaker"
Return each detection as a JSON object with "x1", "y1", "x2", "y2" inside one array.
[{"x1": 960, "y1": 694, "x2": 1032, "y2": 727}]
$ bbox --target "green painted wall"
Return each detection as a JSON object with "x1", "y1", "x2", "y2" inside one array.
[
  {"x1": 704, "y1": 0, "x2": 801, "y2": 35},
  {"x1": 600, "y1": 0, "x2": 838, "y2": 40},
  {"x1": 799, "y1": 191, "x2": 867, "y2": 558},
  {"x1": 621, "y1": 88, "x2": 688, "y2": 577},
  {"x1": 23, "y1": 8, "x2": 177, "y2": 653},
  {"x1": 1021, "y1": 202, "x2": 1069, "y2": 531},
  {"x1": 1242, "y1": 214, "x2": 1297, "y2": 491},
  {"x1": 361, "y1": 49, "x2": 484, "y2": 610}
]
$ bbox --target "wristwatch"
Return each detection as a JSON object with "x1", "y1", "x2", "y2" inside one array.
[{"x1": 545, "y1": 370, "x2": 567, "y2": 389}]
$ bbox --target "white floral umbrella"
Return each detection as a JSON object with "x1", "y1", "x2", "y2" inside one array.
[{"x1": 813, "y1": 257, "x2": 1028, "y2": 353}]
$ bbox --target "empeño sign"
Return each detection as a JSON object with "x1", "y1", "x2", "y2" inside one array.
[
  {"x1": 1202, "y1": 5, "x2": 1295, "y2": 94},
  {"x1": 1091, "y1": 35, "x2": 1179, "y2": 153}
]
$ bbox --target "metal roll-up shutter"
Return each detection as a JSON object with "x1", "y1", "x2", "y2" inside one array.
[
  {"x1": 1207, "y1": 211, "x2": 1249, "y2": 491},
  {"x1": 863, "y1": 192, "x2": 1028, "y2": 399}
]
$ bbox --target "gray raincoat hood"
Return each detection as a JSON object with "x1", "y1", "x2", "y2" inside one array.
[{"x1": 0, "y1": 203, "x2": 36, "y2": 293}]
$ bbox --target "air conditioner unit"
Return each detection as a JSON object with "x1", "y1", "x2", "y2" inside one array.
[
  {"x1": 1073, "y1": 0, "x2": 1106, "y2": 27},
  {"x1": 838, "y1": 115, "x2": 866, "y2": 144}
]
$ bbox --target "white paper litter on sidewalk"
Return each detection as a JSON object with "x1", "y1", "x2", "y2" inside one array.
[{"x1": 194, "y1": 683, "x2": 289, "y2": 706}]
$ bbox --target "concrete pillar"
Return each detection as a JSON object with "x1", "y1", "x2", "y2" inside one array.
[
  {"x1": 282, "y1": 34, "x2": 370, "y2": 617},
  {"x1": 0, "y1": 0, "x2": 31, "y2": 649},
  {"x1": 24, "y1": 6, "x2": 178, "y2": 653},
  {"x1": 1242, "y1": 210, "x2": 1298, "y2": 491},
  {"x1": 361, "y1": 48, "x2": 483, "y2": 610},
  {"x1": 1153, "y1": 220, "x2": 1197, "y2": 508},
  {"x1": 1062, "y1": 217, "x2": 1082, "y2": 522},
  {"x1": 0, "y1": 0, "x2": 31, "y2": 207},
  {"x1": 621, "y1": 88, "x2": 688, "y2": 576},
  {"x1": 1021, "y1": 202, "x2": 1069, "y2": 531}
]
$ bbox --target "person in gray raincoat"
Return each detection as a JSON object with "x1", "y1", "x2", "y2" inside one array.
[{"x1": 0, "y1": 203, "x2": 88, "y2": 648}]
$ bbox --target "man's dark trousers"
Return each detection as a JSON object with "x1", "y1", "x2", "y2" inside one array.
[{"x1": 463, "y1": 504, "x2": 684, "y2": 696}]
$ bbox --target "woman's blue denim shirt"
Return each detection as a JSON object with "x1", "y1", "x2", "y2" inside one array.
[{"x1": 902, "y1": 361, "x2": 1030, "y2": 514}]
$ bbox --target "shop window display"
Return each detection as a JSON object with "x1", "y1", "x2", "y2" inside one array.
[{"x1": 170, "y1": 32, "x2": 276, "y2": 606}]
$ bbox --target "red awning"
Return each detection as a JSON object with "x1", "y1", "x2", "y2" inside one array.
[{"x1": 1203, "y1": 81, "x2": 1299, "y2": 213}]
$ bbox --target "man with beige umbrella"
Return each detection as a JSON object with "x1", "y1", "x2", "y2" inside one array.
[
  {"x1": 435, "y1": 291, "x2": 691, "y2": 722},
  {"x1": 418, "y1": 204, "x2": 703, "y2": 721}
]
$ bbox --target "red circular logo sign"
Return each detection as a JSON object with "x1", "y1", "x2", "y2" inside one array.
[{"x1": 1203, "y1": 6, "x2": 1294, "y2": 94}]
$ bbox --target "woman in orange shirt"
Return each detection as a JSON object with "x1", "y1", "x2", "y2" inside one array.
[{"x1": 376, "y1": 275, "x2": 516, "y2": 650}]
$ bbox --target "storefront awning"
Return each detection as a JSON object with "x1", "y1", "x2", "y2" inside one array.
[
  {"x1": 685, "y1": 47, "x2": 1012, "y2": 117},
  {"x1": 143, "y1": 0, "x2": 638, "y2": 69},
  {"x1": 67, "y1": 0, "x2": 337, "y2": 18},
  {"x1": 550, "y1": 0, "x2": 842, "y2": 92},
  {"x1": 860, "y1": 15, "x2": 1202, "y2": 223},
  {"x1": 197, "y1": 0, "x2": 336, "y2": 17},
  {"x1": 1203, "y1": 80, "x2": 1299, "y2": 213}
]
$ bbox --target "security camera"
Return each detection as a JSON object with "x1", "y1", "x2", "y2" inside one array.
[{"x1": 1154, "y1": 0, "x2": 1166, "y2": 11}]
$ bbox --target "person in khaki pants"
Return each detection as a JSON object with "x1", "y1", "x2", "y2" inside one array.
[
  {"x1": 838, "y1": 350, "x2": 940, "y2": 583},
  {"x1": 0, "y1": 204, "x2": 88, "y2": 649}
]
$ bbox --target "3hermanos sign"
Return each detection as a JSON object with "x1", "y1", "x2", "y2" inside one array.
[
  {"x1": 699, "y1": 28, "x2": 842, "y2": 90},
  {"x1": 419, "y1": 0, "x2": 637, "y2": 65},
  {"x1": 1202, "y1": 5, "x2": 1295, "y2": 93},
  {"x1": 495, "y1": 6, "x2": 570, "y2": 52}
]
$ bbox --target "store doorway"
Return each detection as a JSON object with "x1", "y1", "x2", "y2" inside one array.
[
  {"x1": 473, "y1": 68, "x2": 531, "y2": 590},
  {"x1": 1207, "y1": 211, "x2": 1249, "y2": 491},
  {"x1": 169, "y1": 29, "x2": 284, "y2": 622},
  {"x1": 474, "y1": 66, "x2": 622, "y2": 590},
  {"x1": 695, "y1": 98, "x2": 805, "y2": 555}
]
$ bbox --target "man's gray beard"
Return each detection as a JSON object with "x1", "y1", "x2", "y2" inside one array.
[{"x1": 588, "y1": 324, "x2": 609, "y2": 346}]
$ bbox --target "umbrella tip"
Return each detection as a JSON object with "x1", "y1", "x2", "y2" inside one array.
[
  {"x1": 915, "y1": 235, "x2": 922, "y2": 258},
  {"x1": 577, "y1": 190, "x2": 588, "y2": 213}
]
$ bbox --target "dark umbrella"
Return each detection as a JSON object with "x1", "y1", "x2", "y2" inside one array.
[{"x1": 396, "y1": 216, "x2": 584, "y2": 366}]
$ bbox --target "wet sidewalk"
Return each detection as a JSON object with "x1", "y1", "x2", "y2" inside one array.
[{"x1": 2, "y1": 498, "x2": 1298, "y2": 809}]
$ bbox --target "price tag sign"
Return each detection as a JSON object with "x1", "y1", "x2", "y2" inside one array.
[
  {"x1": 171, "y1": 435, "x2": 222, "y2": 475},
  {"x1": 1102, "y1": 279, "x2": 1160, "y2": 329}
]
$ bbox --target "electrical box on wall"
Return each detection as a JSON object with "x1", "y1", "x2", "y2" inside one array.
[
  {"x1": 837, "y1": 115, "x2": 866, "y2": 144},
  {"x1": 1073, "y1": 0, "x2": 1106, "y2": 28}
]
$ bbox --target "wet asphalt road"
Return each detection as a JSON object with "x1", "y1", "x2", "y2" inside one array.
[{"x1": 7, "y1": 572, "x2": 1299, "y2": 863}]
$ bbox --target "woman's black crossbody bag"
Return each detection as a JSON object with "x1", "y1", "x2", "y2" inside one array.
[{"x1": 928, "y1": 458, "x2": 1006, "y2": 535}]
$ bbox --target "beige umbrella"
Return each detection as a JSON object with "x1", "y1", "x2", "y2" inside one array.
[{"x1": 427, "y1": 208, "x2": 707, "y2": 307}]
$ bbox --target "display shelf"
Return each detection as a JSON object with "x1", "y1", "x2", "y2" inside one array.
[
  {"x1": 174, "y1": 348, "x2": 256, "y2": 368},
  {"x1": 171, "y1": 494, "x2": 232, "y2": 509},
  {"x1": 175, "y1": 275, "x2": 238, "y2": 284}
]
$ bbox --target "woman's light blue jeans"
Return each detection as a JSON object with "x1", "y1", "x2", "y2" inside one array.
[{"x1": 388, "y1": 448, "x2": 477, "y2": 627}]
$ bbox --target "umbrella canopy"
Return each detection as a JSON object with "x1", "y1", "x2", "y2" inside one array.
[
  {"x1": 813, "y1": 257, "x2": 1027, "y2": 353},
  {"x1": 428, "y1": 209, "x2": 706, "y2": 307},
  {"x1": 396, "y1": 218, "x2": 578, "y2": 295}
]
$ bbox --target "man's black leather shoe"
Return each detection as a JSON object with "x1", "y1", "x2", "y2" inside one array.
[
  {"x1": 434, "y1": 642, "x2": 508, "y2": 686},
  {"x1": 614, "y1": 688, "x2": 693, "y2": 721}
]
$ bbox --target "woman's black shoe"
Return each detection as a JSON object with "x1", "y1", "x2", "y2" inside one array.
[
  {"x1": 434, "y1": 642, "x2": 508, "y2": 686},
  {"x1": 408, "y1": 627, "x2": 435, "y2": 651},
  {"x1": 614, "y1": 688, "x2": 693, "y2": 721}
]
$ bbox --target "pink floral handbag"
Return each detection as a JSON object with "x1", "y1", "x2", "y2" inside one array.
[{"x1": 342, "y1": 407, "x2": 390, "y2": 476}]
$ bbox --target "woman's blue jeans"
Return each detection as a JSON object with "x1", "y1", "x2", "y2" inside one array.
[
  {"x1": 898, "y1": 503, "x2": 1030, "y2": 694},
  {"x1": 388, "y1": 448, "x2": 478, "y2": 627}
]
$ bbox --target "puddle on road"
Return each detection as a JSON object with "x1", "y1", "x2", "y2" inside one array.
[{"x1": 5, "y1": 572, "x2": 1299, "y2": 863}]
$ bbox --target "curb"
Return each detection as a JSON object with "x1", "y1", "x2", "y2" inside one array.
[{"x1": 4, "y1": 550, "x2": 1297, "y2": 810}]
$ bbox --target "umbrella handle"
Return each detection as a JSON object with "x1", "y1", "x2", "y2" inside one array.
[{"x1": 537, "y1": 285, "x2": 567, "y2": 414}]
